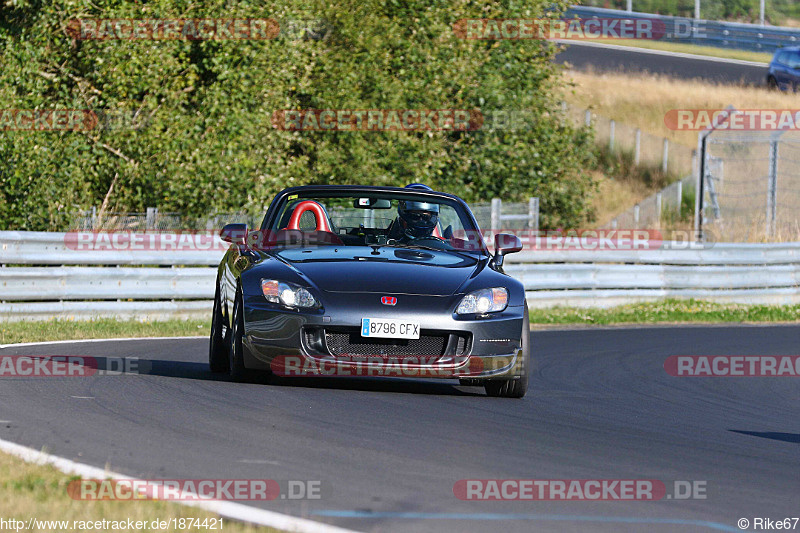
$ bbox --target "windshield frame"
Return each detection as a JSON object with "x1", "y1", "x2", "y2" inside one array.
[{"x1": 260, "y1": 185, "x2": 490, "y2": 256}]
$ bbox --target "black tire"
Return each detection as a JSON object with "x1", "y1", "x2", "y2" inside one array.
[
  {"x1": 767, "y1": 76, "x2": 779, "y2": 90},
  {"x1": 228, "y1": 285, "x2": 248, "y2": 381},
  {"x1": 208, "y1": 281, "x2": 229, "y2": 373},
  {"x1": 485, "y1": 304, "x2": 530, "y2": 398}
]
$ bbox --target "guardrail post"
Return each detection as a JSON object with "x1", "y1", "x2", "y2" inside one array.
[
  {"x1": 528, "y1": 197, "x2": 539, "y2": 231},
  {"x1": 634, "y1": 129, "x2": 641, "y2": 165},
  {"x1": 609, "y1": 120, "x2": 616, "y2": 152},
  {"x1": 491, "y1": 198, "x2": 501, "y2": 232},
  {"x1": 662, "y1": 139, "x2": 669, "y2": 174}
]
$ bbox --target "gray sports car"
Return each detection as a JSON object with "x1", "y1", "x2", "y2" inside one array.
[{"x1": 209, "y1": 184, "x2": 529, "y2": 398}]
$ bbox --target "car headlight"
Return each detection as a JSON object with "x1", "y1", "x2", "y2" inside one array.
[
  {"x1": 456, "y1": 287, "x2": 508, "y2": 315},
  {"x1": 261, "y1": 279, "x2": 317, "y2": 308}
]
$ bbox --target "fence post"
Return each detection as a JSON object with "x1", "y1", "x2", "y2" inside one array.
[
  {"x1": 662, "y1": 139, "x2": 669, "y2": 174},
  {"x1": 561, "y1": 101, "x2": 567, "y2": 113},
  {"x1": 676, "y1": 180, "x2": 683, "y2": 215},
  {"x1": 611, "y1": 218, "x2": 618, "y2": 229},
  {"x1": 584, "y1": 110, "x2": 592, "y2": 127},
  {"x1": 609, "y1": 120, "x2": 616, "y2": 152},
  {"x1": 491, "y1": 198, "x2": 501, "y2": 232},
  {"x1": 655, "y1": 192, "x2": 662, "y2": 228},
  {"x1": 90, "y1": 206, "x2": 97, "y2": 230},
  {"x1": 634, "y1": 204, "x2": 640, "y2": 226},
  {"x1": 634, "y1": 129, "x2": 641, "y2": 165},
  {"x1": 766, "y1": 139, "x2": 779, "y2": 238},
  {"x1": 146, "y1": 207, "x2": 158, "y2": 231},
  {"x1": 528, "y1": 197, "x2": 539, "y2": 232}
]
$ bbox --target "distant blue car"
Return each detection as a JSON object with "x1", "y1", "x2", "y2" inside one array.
[{"x1": 767, "y1": 47, "x2": 800, "y2": 91}]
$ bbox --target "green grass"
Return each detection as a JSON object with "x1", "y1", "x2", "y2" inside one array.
[
  {"x1": 0, "y1": 318, "x2": 209, "y2": 345},
  {"x1": 530, "y1": 299, "x2": 800, "y2": 326},
  {"x1": 579, "y1": 39, "x2": 773, "y2": 63},
  {"x1": 0, "y1": 449, "x2": 280, "y2": 533},
  {"x1": 0, "y1": 301, "x2": 797, "y2": 347}
]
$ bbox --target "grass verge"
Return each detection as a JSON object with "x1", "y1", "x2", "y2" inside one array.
[
  {"x1": 530, "y1": 299, "x2": 800, "y2": 326},
  {"x1": 0, "y1": 319, "x2": 209, "y2": 345},
  {"x1": 0, "y1": 449, "x2": 279, "y2": 533},
  {"x1": 576, "y1": 39, "x2": 773, "y2": 64},
  {"x1": 1, "y1": 303, "x2": 797, "y2": 344}
]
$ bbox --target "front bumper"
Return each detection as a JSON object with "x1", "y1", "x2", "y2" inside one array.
[{"x1": 240, "y1": 293, "x2": 524, "y2": 380}]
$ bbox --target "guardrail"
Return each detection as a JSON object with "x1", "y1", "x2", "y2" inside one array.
[
  {"x1": 565, "y1": 6, "x2": 800, "y2": 54},
  {"x1": 1, "y1": 231, "x2": 799, "y2": 320}
]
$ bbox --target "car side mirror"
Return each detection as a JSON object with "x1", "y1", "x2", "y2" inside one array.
[
  {"x1": 494, "y1": 233, "x2": 522, "y2": 267},
  {"x1": 220, "y1": 223, "x2": 248, "y2": 245}
]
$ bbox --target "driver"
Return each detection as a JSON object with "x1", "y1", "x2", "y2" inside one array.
[{"x1": 389, "y1": 199, "x2": 439, "y2": 242}]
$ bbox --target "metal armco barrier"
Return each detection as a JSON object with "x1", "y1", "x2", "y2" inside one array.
[
  {"x1": 1, "y1": 231, "x2": 799, "y2": 320},
  {"x1": 565, "y1": 6, "x2": 800, "y2": 54}
]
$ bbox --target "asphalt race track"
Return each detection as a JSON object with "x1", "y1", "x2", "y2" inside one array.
[
  {"x1": 1, "y1": 326, "x2": 798, "y2": 532},
  {"x1": 555, "y1": 42, "x2": 768, "y2": 85}
]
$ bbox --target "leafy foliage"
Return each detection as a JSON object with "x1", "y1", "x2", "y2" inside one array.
[{"x1": 0, "y1": 0, "x2": 595, "y2": 230}]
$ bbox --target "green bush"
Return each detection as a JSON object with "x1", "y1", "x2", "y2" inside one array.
[{"x1": 0, "y1": 0, "x2": 595, "y2": 231}]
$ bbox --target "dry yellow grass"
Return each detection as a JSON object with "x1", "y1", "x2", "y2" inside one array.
[
  {"x1": 561, "y1": 70, "x2": 799, "y2": 148},
  {"x1": 0, "y1": 450, "x2": 280, "y2": 533},
  {"x1": 589, "y1": 170, "x2": 664, "y2": 227}
]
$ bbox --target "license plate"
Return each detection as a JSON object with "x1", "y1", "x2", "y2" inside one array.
[{"x1": 361, "y1": 318, "x2": 420, "y2": 339}]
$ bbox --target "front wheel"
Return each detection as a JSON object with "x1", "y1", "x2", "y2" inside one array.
[
  {"x1": 208, "y1": 281, "x2": 229, "y2": 373},
  {"x1": 485, "y1": 304, "x2": 530, "y2": 398},
  {"x1": 228, "y1": 285, "x2": 249, "y2": 381},
  {"x1": 767, "y1": 76, "x2": 779, "y2": 90}
]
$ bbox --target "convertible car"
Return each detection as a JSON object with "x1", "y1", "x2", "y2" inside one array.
[{"x1": 209, "y1": 184, "x2": 530, "y2": 398}]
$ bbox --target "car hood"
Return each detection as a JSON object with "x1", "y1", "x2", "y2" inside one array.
[{"x1": 265, "y1": 246, "x2": 482, "y2": 296}]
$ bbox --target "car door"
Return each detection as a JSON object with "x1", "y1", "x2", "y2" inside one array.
[
  {"x1": 772, "y1": 51, "x2": 792, "y2": 89},
  {"x1": 786, "y1": 51, "x2": 800, "y2": 92}
]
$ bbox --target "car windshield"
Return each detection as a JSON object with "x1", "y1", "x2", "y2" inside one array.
[{"x1": 264, "y1": 191, "x2": 487, "y2": 253}]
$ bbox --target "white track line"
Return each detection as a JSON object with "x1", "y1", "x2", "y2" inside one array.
[
  {"x1": 0, "y1": 336, "x2": 204, "y2": 349},
  {"x1": 0, "y1": 336, "x2": 359, "y2": 533},
  {"x1": 556, "y1": 39, "x2": 770, "y2": 67}
]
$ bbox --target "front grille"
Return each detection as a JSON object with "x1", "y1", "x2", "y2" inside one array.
[{"x1": 324, "y1": 330, "x2": 447, "y2": 357}]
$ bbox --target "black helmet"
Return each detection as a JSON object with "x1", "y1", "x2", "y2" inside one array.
[{"x1": 397, "y1": 198, "x2": 439, "y2": 239}]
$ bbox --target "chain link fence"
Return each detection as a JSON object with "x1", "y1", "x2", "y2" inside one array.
[
  {"x1": 606, "y1": 175, "x2": 695, "y2": 230},
  {"x1": 701, "y1": 130, "x2": 800, "y2": 242},
  {"x1": 562, "y1": 102, "x2": 696, "y2": 179}
]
